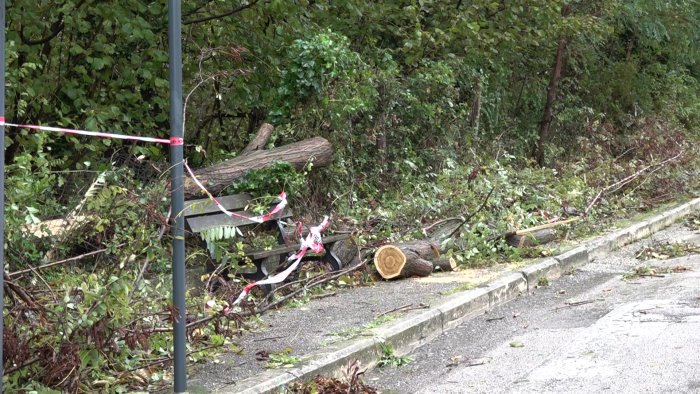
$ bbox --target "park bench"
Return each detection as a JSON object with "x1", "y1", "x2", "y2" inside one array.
[{"x1": 183, "y1": 193, "x2": 350, "y2": 286}]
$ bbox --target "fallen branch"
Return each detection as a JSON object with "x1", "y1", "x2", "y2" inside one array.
[
  {"x1": 584, "y1": 150, "x2": 683, "y2": 215},
  {"x1": 377, "y1": 303, "x2": 413, "y2": 318},
  {"x1": 153, "y1": 258, "x2": 368, "y2": 333},
  {"x1": 553, "y1": 298, "x2": 604, "y2": 311},
  {"x1": 9, "y1": 246, "x2": 119, "y2": 277},
  {"x1": 257, "y1": 259, "x2": 367, "y2": 314},
  {"x1": 443, "y1": 186, "x2": 495, "y2": 241}
]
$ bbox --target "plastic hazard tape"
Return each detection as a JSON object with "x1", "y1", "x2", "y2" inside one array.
[
  {"x1": 0, "y1": 117, "x2": 182, "y2": 145},
  {"x1": 183, "y1": 160, "x2": 287, "y2": 224},
  {"x1": 228, "y1": 216, "x2": 331, "y2": 308}
]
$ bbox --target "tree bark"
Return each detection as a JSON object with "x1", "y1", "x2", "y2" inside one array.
[
  {"x1": 331, "y1": 237, "x2": 360, "y2": 268},
  {"x1": 242, "y1": 123, "x2": 274, "y2": 154},
  {"x1": 506, "y1": 228, "x2": 558, "y2": 248},
  {"x1": 469, "y1": 77, "x2": 482, "y2": 134},
  {"x1": 374, "y1": 245, "x2": 434, "y2": 279},
  {"x1": 184, "y1": 137, "x2": 333, "y2": 197},
  {"x1": 534, "y1": 5, "x2": 572, "y2": 167},
  {"x1": 433, "y1": 257, "x2": 457, "y2": 272}
]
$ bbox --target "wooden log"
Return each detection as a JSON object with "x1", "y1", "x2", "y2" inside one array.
[
  {"x1": 242, "y1": 123, "x2": 274, "y2": 154},
  {"x1": 374, "y1": 245, "x2": 434, "y2": 280},
  {"x1": 391, "y1": 240, "x2": 441, "y2": 260},
  {"x1": 184, "y1": 137, "x2": 333, "y2": 197},
  {"x1": 331, "y1": 237, "x2": 359, "y2": 268},
  {"x1": 506, "y1": 228, "x2": 558, "y2": 248},
  {"x1": 433, "y1": 257, "x2": 457, "y2": 272}
]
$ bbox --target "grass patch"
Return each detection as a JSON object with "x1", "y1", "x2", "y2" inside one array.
[
  {"x1": 377, "y1": 344, "x2": 414, "y2": 368},
  {"x1": 327, "y1": 314, "x2": 396, "y2": 341}
]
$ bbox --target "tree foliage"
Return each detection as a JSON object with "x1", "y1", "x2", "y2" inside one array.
[{"x1": 4, "y1": 0, "x2": 700, "y2": 391}]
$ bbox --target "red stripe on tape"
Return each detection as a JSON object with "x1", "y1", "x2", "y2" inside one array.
[{"x1": 0, "y1": 119, "x2": 178, "y2": 145}]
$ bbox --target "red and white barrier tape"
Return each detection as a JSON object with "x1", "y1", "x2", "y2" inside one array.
[
  {"x1": 183, "y1": 160, "x2": 287, "y2": 224},
  {"x1": 0, "y1": 116, "x2": 328, "y2": 309},
  {"x1": 0, "y1": 117, "x2": 182, "y2": 145},
  {"x1": 227, "y1": 215, "x2": 331, "y2": 308}
]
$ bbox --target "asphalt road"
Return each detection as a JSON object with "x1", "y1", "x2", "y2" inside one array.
[{"x1": 366, "y1": 226, "x2": 700, "y2": 394}]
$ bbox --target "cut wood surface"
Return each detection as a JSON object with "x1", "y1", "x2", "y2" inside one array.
[
  {"x1": 374, "y1": 243, "x2": 436, "y2": 279},
  {"x1": 242, "y1": 123, "x2": 274, "y2": 154},
  {"x1": 184, "y1": 137, "x2": 333, "y2": 197}
]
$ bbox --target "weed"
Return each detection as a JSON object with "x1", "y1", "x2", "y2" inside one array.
[
  {"x1": 441, "y1": 281, "x2": 478, "y2": 296},
  {"x1": 537, "y1": 277, "x2": 550, "y2": 287},
  {"x1": 377, "y1": 344, "x2": 414, "y2": 368},
  {"x1": 258, "y1": 348, "x2": 302, "y2": 369},
  {"x1": 684, "y1": 213, "x2": 700, "y2": 231},
  {"x1": 328, "y1": 314, "x2": 396, "y2": 340}
]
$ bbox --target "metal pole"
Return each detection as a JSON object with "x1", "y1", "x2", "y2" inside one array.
[
  {"x1": 167, "y1": 0, "x2": 187, "y2": 392},
  {"x1": 0, "y1": 0, "x2": 6, "y2": 389}
]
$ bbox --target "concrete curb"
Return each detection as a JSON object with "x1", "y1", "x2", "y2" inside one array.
[{"x1": 224, "y1": 198, "x2": 700, "y2": 393}]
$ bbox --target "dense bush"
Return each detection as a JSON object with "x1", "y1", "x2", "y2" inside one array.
[{"x1": 4, "y1": 0, "x2": 700, "y2": 391}]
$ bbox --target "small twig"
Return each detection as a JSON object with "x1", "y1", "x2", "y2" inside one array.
[
  {"x1": 443, "y1": 186, "x2": 495, "y2": 240},
  {"x1": 485, "y1": 316, "x2": 505, "y2": 322},
  {"x1": 513, "y1": 218, "x2": 579, "y2": 235},
  {"x1": 377, "y1": 303, "x2": 413, "y2": 318},
  {"x1": 258, "y1": 260, "x2": 367, "y2": 314},
  {"x1": 3, "y1": 357, "x2": 41, "y2": 375},
  {"x1": 309, "y1": 291, "x2": 337, "y2": 300},
  {"x1": 554, "y1": 298, "x2": 604, "y2": 310},
  {"x1": 25, "y1": 262, "x2": 57, "y2": 303},
  {"x1": 252, "y1": 335, "x2": 287, "y2": 342},
  {"x1": 639, "y1": 274, "x2": 665, "y2": 278},
  {"x1": 127, "y1": 345, "x2": 222, "y2": 372},
  {"x1": 423, "y1": 217, "x2": 465, "y2": 233}
]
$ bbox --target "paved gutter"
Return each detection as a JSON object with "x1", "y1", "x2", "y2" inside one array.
[{"x1": 192, "y1": 198, "x2": 700, "y2": 393}]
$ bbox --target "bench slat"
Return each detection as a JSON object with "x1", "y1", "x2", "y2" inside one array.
[
  {"x1": 186, "y1": 209, "x2": 292, "y2": 233},
  {"x1": 249, "y1": 233, "x2": 351, "y2": 260},
  {"x1": 183, "y1": 193, "x2": 253, "y2": 217}
]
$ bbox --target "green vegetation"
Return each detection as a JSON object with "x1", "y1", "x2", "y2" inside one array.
[
  {"x1": 4, "y1": 0, "x2": 700, "y2": 391},
  {"x1": 327, "y1": 314, "x2": 397, "y2": 342},
  {"x1": 262, "y1": 349, "x2": 302, "y2": 369},
  {"x1": 635, "y1": 241, "x2": 700, "y2": 261},
  {"x1": 377, "y1": 344, "x2": 414, "y2": 368},
  {"x1": 623, "y1": 264, "x2": 691, "y2": 280}
]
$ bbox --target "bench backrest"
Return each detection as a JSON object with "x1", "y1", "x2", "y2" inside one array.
[{"x1": 183, "y1": 193, "x2": 291, "y2": 233}]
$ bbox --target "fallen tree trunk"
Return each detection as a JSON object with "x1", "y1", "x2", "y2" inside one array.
[
  {"x1": 184, "y1": 137, "x2": 333, "y2": 197},
  {"x1": 242, "y1": 123, "x2": 274, "y2": 154},
  {"x1": 374, "y1": 241, "x2": 441, "y2": 279}
]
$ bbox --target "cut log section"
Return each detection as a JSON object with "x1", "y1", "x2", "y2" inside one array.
[
  {"x1": 506, "y1": 228, "x2": 558, "y2": 248},
  {"x1": 432, "y1": 257, "x2": 457, "y2": 272},
  {"x1": 331, "y1": 237, "x2": 360, "y2": 268},
  {"x1": 184, "y1": 137, "x2": 333, "y2": 197},
  {"x1": 374, "y1": 244, "x2": 434, "y2": 280}
]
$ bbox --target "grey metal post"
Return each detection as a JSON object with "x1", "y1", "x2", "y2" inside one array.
[
  {"x1": 168, "y1": 0, "x2": 187, "y2": 392},
  {"x1": 0, "y1": 0, "x2": 5, "y2": 389}
]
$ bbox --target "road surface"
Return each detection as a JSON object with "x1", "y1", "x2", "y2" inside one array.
[{"x1": 366, "y1": 226, "x2": 700, "y2": 393}]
